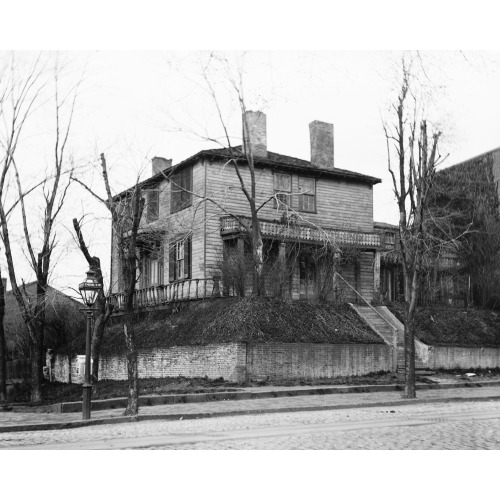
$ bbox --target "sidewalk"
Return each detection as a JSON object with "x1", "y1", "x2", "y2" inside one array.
[{"x1": 1, "y1": 379, "x2": 499, "y2": 433}]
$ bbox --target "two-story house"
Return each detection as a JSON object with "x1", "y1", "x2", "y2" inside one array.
[{"x1": 109, "y1": 112, "x2": 382, "y2": 308}]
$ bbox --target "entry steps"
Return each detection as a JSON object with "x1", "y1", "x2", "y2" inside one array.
[{"x1": 350, "y1": 304, "x2": 435, "y2": 376}]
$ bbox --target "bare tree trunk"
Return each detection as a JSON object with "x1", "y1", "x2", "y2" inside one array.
[
  {"x1": 72, "y1": 217, "x2": 113, "y2": 396},
  {"x1": 29, "y1": 328, "x2": 43, "y2": 403},
  {"x1": 404, "y1": 269, "x2": 418, "y2": 398},
  {"x1": 91, "y1": 315, "x2": 106, "y2": 384},
  {"x1": 251, "y1": 216, "x2": 265, "y2": 296},
  {"x1": 123, "y1": 315, "x2": 139, "y2": 416},
  {"x1": 0, "y1": 275, "x2": 6, "y2": 401}
]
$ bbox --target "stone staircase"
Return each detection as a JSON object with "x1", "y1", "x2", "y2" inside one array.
[{"x1": 350, "y1": 304, "x2": 435, "y2": 376}]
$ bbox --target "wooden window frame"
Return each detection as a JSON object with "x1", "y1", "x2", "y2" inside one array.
[
  {"x1": 169, "y1": 236, "x2": 192, "y2": 282},
  {"x1": 298, "y1": 177, "x2": 316, "y2": 213},
  {"x1": 139, "y1": 239, "x2": 164, "y2": 288},
  {"x1": 171, "y1": 167, "x2": 193, "y2": 214},
  {"x1": 273, "y1": 172, "x2": 292, "y2": 209},
  {"x1": 146, "y1": 189, "x2": 159, "y2": 222}
]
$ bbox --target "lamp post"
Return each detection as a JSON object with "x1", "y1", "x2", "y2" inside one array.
[{"x1": 78, "y1": 268, "x2": 102, "y2": 420}]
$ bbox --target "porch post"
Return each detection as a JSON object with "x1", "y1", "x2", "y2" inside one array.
[{"x1": 373, "y1": 250, "x2": 381, "y2": 301}]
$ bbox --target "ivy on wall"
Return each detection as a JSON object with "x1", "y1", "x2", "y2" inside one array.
[{"x1": 431, "y1": 153, "x2": 500, "y2": 308}]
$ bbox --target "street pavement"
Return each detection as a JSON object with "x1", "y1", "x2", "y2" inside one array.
[
  {"x1": 1, "y1": 382, "x2": 500, "y2": 449},
  {"x1": 2, "y1": 399, "x2": 499, "y2": 450}
]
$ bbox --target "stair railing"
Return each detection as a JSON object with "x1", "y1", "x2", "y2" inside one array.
[{"x1": 334, "y1": 271, "x2": 399, "y2": 372}]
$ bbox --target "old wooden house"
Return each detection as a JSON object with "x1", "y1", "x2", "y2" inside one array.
[{"x1": 109, "y1": 112, "x2": 383, "y2": 308}]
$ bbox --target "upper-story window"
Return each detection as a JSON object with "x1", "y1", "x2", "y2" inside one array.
[
  {"x1": 385, "y1": 232, "x2": 396, "y2": 249},
  {"x1": 146, "y1": 189, "x2": 159, "y2": 222},
  {"x1": 298, "y1": 177, "x2": 316, "y2": 213},
  {"x1": 171, "y1": 167, "x2": 193, "y2": 213},
  {"x1": 273, "y1": 173, "x2": 292, "y2": 209}
]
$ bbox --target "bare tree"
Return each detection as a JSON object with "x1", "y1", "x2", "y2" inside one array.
[
  {"x1": 0, "y1": 270, "x2": 6, "y2": 400},
  {"x1": 72, "y1": 153, "x2": 144, "y2": 416},
  {"x1": 72, "y1": 217, "x2": 114, "y2": 394},
  {"x1": 0, "y1": 55, "x2": 78, "y2": 403},
  {"x1": 384, "y1": 59, "x2": 449, "y2": 398}
]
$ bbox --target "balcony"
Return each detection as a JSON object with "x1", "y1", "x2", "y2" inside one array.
[
  {"x1": 108, "y1": 276, "x2": 233, "y2": 311},
  {"x1": 220, "y1": 216, "x2": 381, "y2": 249}
]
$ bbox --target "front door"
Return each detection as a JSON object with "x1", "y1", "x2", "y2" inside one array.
[{"x1": 299, "y1": 258, "x2": 316, "y2": 299}]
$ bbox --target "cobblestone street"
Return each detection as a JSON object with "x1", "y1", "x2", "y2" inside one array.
[{"x1": 3, "y1": 399, "x2": 500, "y2": 450}]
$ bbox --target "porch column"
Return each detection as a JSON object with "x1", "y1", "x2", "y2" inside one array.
[
  {"x1": 373, "y1": 250, "x2": 381, "y2": 301},
  {"x1": 278, "y1": 242, "x2": 286, "y2": 260},
  {"x1": 237, "y1": 237, "x2": 245, "y2": 256}
]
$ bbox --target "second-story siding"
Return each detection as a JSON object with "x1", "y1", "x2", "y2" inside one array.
[{"x1": 203, "y1": 157, "x2": 375, "y2": 276}]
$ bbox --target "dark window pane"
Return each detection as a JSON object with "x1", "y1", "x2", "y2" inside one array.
[
  {"x1": 146, "y1": 190, "x2": 159, "y2": 222},
  {"x1": 171, "y1": 167, "x2": 193, "y2": 213}
]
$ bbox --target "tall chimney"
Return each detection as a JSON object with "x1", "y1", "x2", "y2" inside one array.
[
  {"x1": 1, "y1": 278, "x2": 6, "y2": 292},
  {"x1": 242, "y1": 111, "x2": 267, "y2": 158},
  {"x1": 310, "y1": 120, "x2": 334, "y2": 169},
  {"x1": 152, "y1": 157, "x2": 172, "y2": 176}
]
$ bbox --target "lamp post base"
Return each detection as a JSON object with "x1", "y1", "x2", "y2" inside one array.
[{"x1": 82, "y1": 383, "x2": 93, "y2": 420}]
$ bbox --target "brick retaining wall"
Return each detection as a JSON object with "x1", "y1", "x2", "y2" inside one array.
[
  {"x1": 247, "y1": 343, "x2": 392, "y2": 380},
  {"x1": 48, "y1": 342, "x2": 500, "y2": 384},
  {"x1": 50, "y1": 343, "x2": 247, "y2": 383},
  {"x1": 49, "y1": 342, "x2": 392, "y2": 384},
  {"x1": 427, "y1": 346, "x2": 500, "y2": 370}
]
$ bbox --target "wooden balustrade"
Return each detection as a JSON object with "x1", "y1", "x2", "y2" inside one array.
[
  {"x1": 108, "y1": 276, "x2": 227, "y2": 311},
  {"x1": 220, "y1": 216, "x2": 380, "y2": 248}
]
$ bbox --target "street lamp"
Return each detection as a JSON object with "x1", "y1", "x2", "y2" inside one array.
[{"x1": 78, "y1": 268, "x2": 102, "y2": 420}]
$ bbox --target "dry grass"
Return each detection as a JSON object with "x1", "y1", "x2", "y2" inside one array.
[
  {"x1": 60, "y1": 297, "x2": 384, "y2": 356},
  {"x1": 388, "y1": 302, "x2": 500, "y2": 347}
]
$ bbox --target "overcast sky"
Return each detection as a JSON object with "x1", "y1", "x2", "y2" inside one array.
[
  {"x1": 3, "y1": 0, "x2": 500, "y2": 490},
  {"x1": 1, "y1": 4, "x2": 500, "y2": 298}
]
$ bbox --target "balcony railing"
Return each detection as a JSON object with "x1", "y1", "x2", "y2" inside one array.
[
  {"x1": 221, "y1": 216, "x2": 381, "y2": 248},
  {"x1": 108, "y1": 276, "x2": 230, "y2": 311}
]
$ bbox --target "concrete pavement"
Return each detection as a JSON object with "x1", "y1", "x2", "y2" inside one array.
[{"x1": 1, "y1": 378, "x2": 499, "y2": 434}]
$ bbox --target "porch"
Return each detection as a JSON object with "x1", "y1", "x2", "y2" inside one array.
[
  {"x1": 108, "y1": 276, "x2": 231, "y2": 311},
  {"x1": 220, "y1": 215, "x2": 381, "y2": 302},
  {"x1": 220, "y1": 215, "x2": 381, "y2": 248}
]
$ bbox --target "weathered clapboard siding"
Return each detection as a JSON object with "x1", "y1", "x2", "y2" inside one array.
[
  {"x1": 111, "y1": 161, "x2": 208, "y2": 293},
  {"x1": 204, "y1": 160, "x2": 373, "y2": 230},
  {"x1": 203, "y1": 159, "x2": 375, "y2": 275},
  {"x1": 112, "y1": 156, "x2": 377, "y2": 301}
]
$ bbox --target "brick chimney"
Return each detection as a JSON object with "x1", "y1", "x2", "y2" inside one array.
[
  {"x1": 242, "y1": 111, "x2": 267, "y2": 158},
  {"x1": 310, "y1": 120, "x2": 334, "y2": 169},
  {"x1": 152, "y1": 157, "x2": 172, "y2": 176}
]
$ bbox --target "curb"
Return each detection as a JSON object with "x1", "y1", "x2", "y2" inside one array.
[
  {"x1": 6, "y1": 380, "x2": 500, "y2": 415},
  {"x1": 2, "y1": 393, "x2": 500, "y2": 434}
]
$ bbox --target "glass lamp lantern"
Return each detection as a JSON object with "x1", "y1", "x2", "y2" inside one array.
[{"x1": 79, "y1": 269, "x2": 102, "y2": 307}]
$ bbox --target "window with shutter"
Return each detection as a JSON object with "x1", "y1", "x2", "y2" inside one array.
[
  {"x1": 273, "y1": 173, "x2": 292, "y2": 209},
  {"x1": 146, "y1": 189, "x2": 159, "y2": 222},
  {"x1": 139, "y1": 240, "x2": 164, "y2": 287},
  {"x1": 169, "y1": 236, "x2": 192, "y2": 281},
  {"x1": 298, "y1": 177, "x2": 316, "y2": 213},
  {"x1": 171, "y1": 167, "x2": 193, "y2": 213}
]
